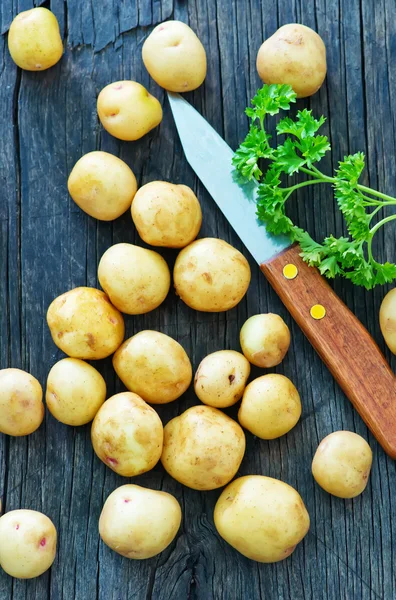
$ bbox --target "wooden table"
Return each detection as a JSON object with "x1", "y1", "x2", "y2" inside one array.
[{"x1": 0, "y1": 1, "x2": 395, "y2": 599}]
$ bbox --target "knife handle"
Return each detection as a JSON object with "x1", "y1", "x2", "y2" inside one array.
[{"x1": 261, "y1": 244, "x2": 396, "y2": 459}]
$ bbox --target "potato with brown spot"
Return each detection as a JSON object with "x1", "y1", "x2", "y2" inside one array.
[
  {"x1": 194, "y1": 350, "x2": 250, "y2": 408},
  {"x1": 379, "y1": 288, "x2": 396, "y2": 354},
  {"x1": 214, "y1": 476, "x2": 310, "y2": 562},
  {"x1": 99, "y1": 484, "x2": 181, "y2": 559},
  {"x1": 240, "y1": 313, "x2": 290, "y2": 368},
  {"x1": 91, "y1": 392, "x2": 163, "y2": 477},
  {"x1": 0, "y1": 369, "x2": 44, "y2": 436},
  {"x1": 47, "y1": 287, "x2": 124, "y2": 360},
  {"x1": 161, "y1": 405, "x2": 246, "y2": 490}
]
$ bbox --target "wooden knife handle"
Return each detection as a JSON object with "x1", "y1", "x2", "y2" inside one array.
[{"x1": 261, "y1": 244, "x2": 396, "y2": 459}]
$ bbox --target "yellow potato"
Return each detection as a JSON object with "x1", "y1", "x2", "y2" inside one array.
[
  {"x1": 98, "y1": 243, "x2": 170, "y2": 315},
  {"x1": 256, "y1": 23, "x2": 327, "y2": 98},
  {"x1": 379, "y1": 288, "x2": 396, "y2": 354},
  {"x1": 46, "y1": 358, "x2": 106, "y2": 426},
  {"x1": 0, "y1": 368, "x2": 44, "y2": 436},
  {"x1": 67, "y1": 151, "x2": 137, "y2": 221},
  {"x1": 312, "y1": 431, "x2": 373, "y2": 498},
  {"x1": 142, "y1": 21, "x2": 207, "y2": 92},
  {"x1": 214, "y1": 475, "x2": 310, "y2": 562},
  {"x1": 97, "y1": 81, "x2": 162, "y2": 141},
  {"x1": 131, "y1": 181, "x2": 202, "y2": 248},
  {"x1": 174, "y1": 238, "x2": 251, "y2": 312},
  {"x1": 8, "y1": 8, "x2": 63, "y2": 71},
  {"x1": 240, "y1": 313, "x2": 290, "y2": 368},
  {"x1": 113, "y1": 330, "x2": 192, "y2": 404},
  {"x1": 99, "y1": 484, "x2": 181, "y2": 559},
  {"x1": 194, "y1": 350, "x2": 250, "y2": 408},
  {"x1": 0, "y1": 509, "x2": 57, "y2": 578},
  {"x1": 161, "y1": 405, "x2": 246, "y2": 490},
  {"x1": 238, "y1": 374, "x2": 301, "y2": 440},
  {"x1": 47, "y1": 287, "x2": 124, "y2": 360},
  {"x1": 91, "y1": 392, "x2": 163, "y2": 477}
]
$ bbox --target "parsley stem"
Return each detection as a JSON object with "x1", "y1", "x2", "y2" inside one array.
[
  {"x1": 300, "y1": 166, "x2": 334, "y2": 183},
  {"x1": 356, "y1": 184, "x2": 396, "y2": 204},
  {"x1": 369, "y1": 213, "x2": 396, "y2": 236},
  {"x1": 259, "y1": 116, "x2": 270, "y2": 151},
  {"x1": 282, "y1": 179, "x2": 326, "y2": 193}
]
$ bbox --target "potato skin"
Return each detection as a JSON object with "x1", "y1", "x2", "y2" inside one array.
[
  {"x1": 98, "y1": 243, "x2": 170, "y2": 315},
  {"x1": 142, "y1": 21, "x2": 207, "y2": 92},
  {"x1": 312, "y1": 431, "x2": 373, "y2": 498},
  {"x1": 240, "y1": 313, "x2": 290, "y2": 368},
  {"x1": 256, "y1": 23, "x2": 326, "y2": 98},
  {"x1": 47, "y1": 287, "x2": 124, "y2": 360},
  {"x1": 113, "y1": 331, "x2": 192, "y2": 404},
  {"x1": 174, "y1": 238, "x2": 251, "y2": 312},
  {"x1": 68, "y1": 151, "x2": 137, "y2": 221},
  {"x1": 97, "y1": 81, "x2": 162, "y2": 141},
  {"x1": 91, "y1": 392, "x2": 163, "y2": 477},
  {"x1": 0, "y1": 369, "x2": 44, "y2": 436},
  {"x1": 46, "y1": 358, "x2": 106, "y2": 426},
  {"x1": 131, "y1": 181, "x2": 202, "y2": 248},
  {"x1": 0, "y1": 510, "x2": 57, "y2": 578},
  {"x1": 161, "y1": 405, "x2": 246, "y2": 490},
  {"x1": 99, "y1": 484, "x2": 181, "y2": 559},
  {"x1": 194, "y1": 350, "x2": 250, "y2": 408},
  {"x1": 379, "y1": 288, "x2": 396, "y2": 354},
  {"x1": 8, "y1": 8, "x2": 63, "y2": 71},
  {"x1": 214, "y1": 476, "x2": 310, "y2": 563},
  {"x1": 238, "y1": 374, "x2": 301, "y2": 440}
]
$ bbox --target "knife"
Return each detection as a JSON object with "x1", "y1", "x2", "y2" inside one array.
[{"x1": 168, "y1": 92, "x2": 396, "y2": 459}]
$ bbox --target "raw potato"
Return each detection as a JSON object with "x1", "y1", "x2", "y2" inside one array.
[
  {"x1": 174, "y1": 238, "x2": 251, "y2": 312},
  {"x1": 113, "y1": 331, "x2": 192, "y2": 404},
  {"x1": 0, "y1": 369, "x2": 44, "y2": 436},
  {"x1": 8, "y1": 8, "x2": 63, "y2": 71},
  {"x1": 214, "y1": 476, "x2": 310, "y2": 563},
  {"x1": 0, "y1": 510, "x2": 57, "y2": 578},
  {"x1": 97, "y1": 81, "x2": 162, "y2": 141},
  {"x1": 194, "y1": 350, "x2": 251, "y2": 408},
  {"x1": 240, "y1": 313, "x2": 290, "y2": 368},
  {"x1": 131, "y1": 181, "x2": 202, "y2": 248},
  {"x1": 98, "y1": 243, "x2": 170, "y2": 315},
  {"x1": 256, "y1": 23, "x2": 327, "y2": 98},
  {"x1": 238, "y1": 374, "x2": 301, "y2": 440},
  {"x1": 142, "y1": 21, "x2": 207, "y2": 92},
  {"x1": 312, "y1": 431, "x2": 373, "y2": 498},
  {"x1": 379, "y1": 288, "x2": 396, "y2": 354},
  {"x1": 47, "y1": 287, "x2": 124, "y2": 360},
  {"x1": 46, "y1": 358, "x2": 106, "y2": 426},
  {"x1": 67, "y1": 151, "x2": 137, "y2": 221},
  {"x1": 99, "y1": 484, "x2": 181, "y2": 559},
  {"x1": 91, "y1": 392, "x2": 163, "y2": 477},
  {"x1": 161, "y1": 405, "x2": 246, "y2": 490}
]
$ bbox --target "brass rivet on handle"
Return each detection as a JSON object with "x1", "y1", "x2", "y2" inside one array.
[
  {"x1": 310, "y1": 304, "x2": 326, "y2": 320},
  {"x1": 283, "y1": 264, "x2": 298, "y2": 280}
]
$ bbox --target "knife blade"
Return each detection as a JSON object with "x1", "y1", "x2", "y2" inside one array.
[{"x1": 168, "y1": 91, "x2": 396, "y2": 459}]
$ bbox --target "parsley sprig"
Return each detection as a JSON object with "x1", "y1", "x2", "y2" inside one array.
[{"x1": 233, "y1": 84, "x2": 396, "y2": 289}]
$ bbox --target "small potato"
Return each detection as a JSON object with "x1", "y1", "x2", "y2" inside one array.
[
  {"x1": 113, "y1": 331, "x2": 192, "y2": 404},
  {"x1": 174, "y1": 238, "x2": 251, "y2": 312},
  {"x1": 312, "y1": 431, "x2": 373, "y2": 498},
  {"x1": 131, "y1": 181, "x2": 202, "y2": 248},
  {"x1": 0, "y1": 369, "x2": 44, "y2": 436},
  {"x1": 97, "y1": 81, "x2": 162, "y2": 141},
  {"x1": 161, "y1": 405, "x2": 246, "y2": 490},
  {"x1": 46, "y1": 358, "x2": 106, "y2": 426},
  {"x1": 238, "y1": 374, "x2": 301, "y2": 439},
  {"x1": 67, "y1": 151, "x2": 137, "y2": 221},
  {"x1": 240, "y1": 313, "x2": 290, "y2": 368},
  {"x1": 0, "y1": 510, "x2": 57, "y2": 578},
  {"x1": 379, "y1": 288, "x2": 396, "y2": 354},
  {"x1": 214, "y1": 476, "x2": 310, "y2": 563},
  {"x1": 99, "y1": 484, "x2": 181, "y2": 559},
  {"x1": 194, "y1": 350, "x2": 250, "y2": 408},
  {"x1": 8, "y1": 8, "x2": 63, "y2": 71},
  {"x1": 91, "y1": 392, "x2": 163, "y2": 477},
  {"x1": 47, "y1": 287, "x2": 124, "y2": 360},
  {"x1": 142, "y1": 21, "x2": 207, "y2": 92},
  {"x1": 256, "y1": 24, "x2": 327, "y2": 98},
  {"x1": 98, "y1": 243, "x2": 170, "y2": 315}
]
